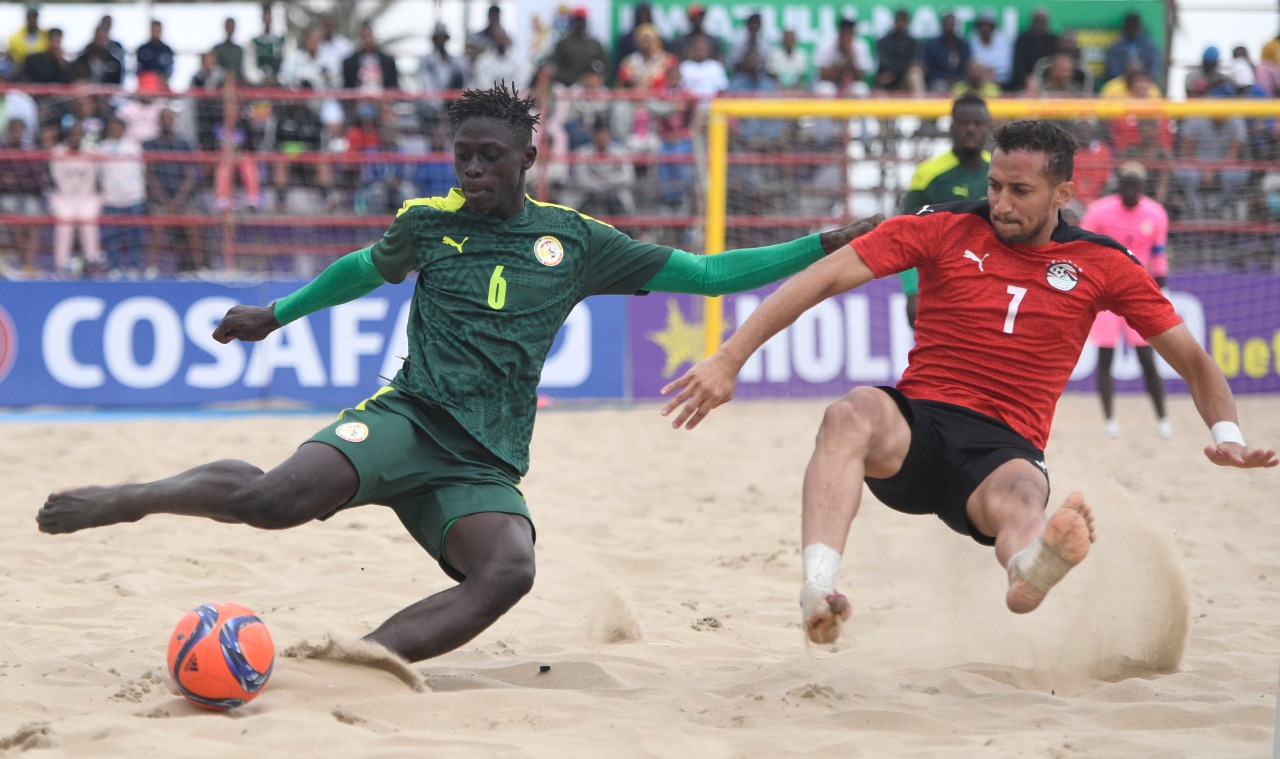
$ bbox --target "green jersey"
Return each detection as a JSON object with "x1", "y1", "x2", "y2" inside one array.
[
  {"x1": 370, "y1": 189, "x2": 674, "y2": 473},
  {"x1": 899, "y1": 149, "x2": 991, "y2": 296},
  {"x1": 251, "y1": 33, "x2": 286, "y2": 78}
]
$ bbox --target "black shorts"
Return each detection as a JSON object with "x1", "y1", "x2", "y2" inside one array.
[{"x1": 864, "y1": 387, "x2": 1049, "y2": 546}]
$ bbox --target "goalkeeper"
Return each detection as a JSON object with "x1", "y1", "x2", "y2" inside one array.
[{"x1": 37, "y1": 83, "x2": 883, "y2": 664}]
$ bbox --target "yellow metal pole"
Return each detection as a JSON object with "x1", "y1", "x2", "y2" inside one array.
[{"x1": 703, "y1": 106, "x2": 729, "y2": 357}]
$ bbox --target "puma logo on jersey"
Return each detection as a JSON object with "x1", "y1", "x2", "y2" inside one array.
[
  {"x1": 442, "y1": 236, "x2": 468, "y2": 253},
  {"x1": 915, "y1": 205, "x2": 932, "y2": 216},
  {"x1": 963, "y1": 249, "x2": 990, "y2": 271}
]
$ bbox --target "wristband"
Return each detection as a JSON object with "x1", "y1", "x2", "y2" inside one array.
[{"x1": 1210, "y1": 421, "x2": 1245, "y2": 447}]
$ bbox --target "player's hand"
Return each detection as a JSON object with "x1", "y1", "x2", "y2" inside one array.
[
  {"x1": 1203, "y1": 442, "x2": 1279, "y2": 469},
  {"x1": 212, "y1": 304, "x2": 281, "y2": 343},
  {"x1": 659, "y1": 353, "x2": 740, "y2": 430}
]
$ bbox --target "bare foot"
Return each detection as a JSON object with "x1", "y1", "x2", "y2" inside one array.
[
  {"x1": 801, "y1": 588, "x2": 851, "y2": 645},
  {"x1": 1006, "y1": 492, "x2": 1096, "y2": 613},
  {"x1": 37, "y1": 486, "x2": 142, "y2": 534}
]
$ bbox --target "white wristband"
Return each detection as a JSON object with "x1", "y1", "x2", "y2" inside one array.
[
  {"x1": 1211, "y1": 421, "x2": 1245, "y2": 447},
  {"x1": 803, "y1": 543, "x2": 842, "y2": 592}
]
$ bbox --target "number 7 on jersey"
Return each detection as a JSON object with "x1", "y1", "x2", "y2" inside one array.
[{"x1": 1004, "y1": 285, "x2": 1027, "y2": 334}]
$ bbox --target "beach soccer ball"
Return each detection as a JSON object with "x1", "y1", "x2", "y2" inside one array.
[{"x1": 167, "y1": 602, "x2": 274, "y2": 711}]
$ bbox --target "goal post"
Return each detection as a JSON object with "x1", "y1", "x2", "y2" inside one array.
[{"x1": 701, "y1": 96, "x2": 1280, "y2": 357}]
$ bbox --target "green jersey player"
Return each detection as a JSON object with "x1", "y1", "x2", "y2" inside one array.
[{"x1": 37, "y1": 84, "x2": 883, "y2": 664}]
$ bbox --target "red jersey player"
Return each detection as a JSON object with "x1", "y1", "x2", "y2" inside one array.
[{"x1": 661, "y1": 120, "x2": 1277, "y2": 646}]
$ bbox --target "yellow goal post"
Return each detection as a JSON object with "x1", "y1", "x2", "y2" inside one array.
[{"x1": 702, "y1": 96, "x2": 1280, "y2": 358}]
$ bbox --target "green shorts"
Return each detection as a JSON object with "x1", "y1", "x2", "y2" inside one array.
[{"x1": 308, "y1": 386, "x2": 533, "y2": 581}]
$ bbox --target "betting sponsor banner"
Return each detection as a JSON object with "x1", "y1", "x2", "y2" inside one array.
[
  {"x1": 628, "y1": 274, "x2": 1280, "y2": 399},
  {"x1": 0, "y1": 282, "x2": 626, "y2": 407}
]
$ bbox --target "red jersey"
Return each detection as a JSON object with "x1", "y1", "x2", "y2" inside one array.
[{"x1": 853, "y1": 201, "x2": 1182, "y2": 449}]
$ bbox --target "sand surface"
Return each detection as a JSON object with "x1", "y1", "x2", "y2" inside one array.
[{"x1": 2, "y1": 393, "x2": 1278, "y2": 757}]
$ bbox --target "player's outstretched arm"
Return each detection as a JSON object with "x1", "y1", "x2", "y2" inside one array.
[
  {"x1": 661, "y1": 243, "x2": 878, "y2": 430},
  {"x1": 212, "y1": 247, "x2": 388, "y2": 344},
  {"x1": 1149, "y1": 324, "x2": 1279, "y2": 468},
  {"x1": 640, "y1": 215, "x2": 884, "y2": 296}
]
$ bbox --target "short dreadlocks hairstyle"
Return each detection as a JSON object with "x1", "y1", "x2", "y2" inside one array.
[
  {"x1": 448, "y1": 81, "x2": 542, "y2": 146},
  {"x1": 992, "y1": 120, "x2": 1077, "y2": 186}
]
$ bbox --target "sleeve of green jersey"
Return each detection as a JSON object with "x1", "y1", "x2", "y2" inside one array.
[
  {"x1": 272, "y1": 247, "x2": 387, "y2": 326},
  {"x1": 582, "y1": 219, "x2": 677, "y2": 295},
  {"x1": 370, "y1": 210, "x2": 418, "y2": 284},
  {"x1": 898, "y1": 267, "x2": 919, "y2": 296},
  {"x1": 641, "y1": 235, "x2": 825, "y2": 295},
  {"x1": 901, "y1": 188, "x2": 926, "y2": 215}
]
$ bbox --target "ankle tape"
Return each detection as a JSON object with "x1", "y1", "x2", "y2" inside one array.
[{"x1": 1008, "y1": 537, "x2": 1072, "y2": 593}]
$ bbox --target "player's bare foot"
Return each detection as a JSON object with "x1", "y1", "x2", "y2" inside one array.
[
  {"x1": 801, "y1": 587, "x2": 851, "y2": 645},
  {"x1": 1006, "y1": 492, "x2": 1096, "y2": 613},
  {"x1": 37, "y1": 486, "x2": 143, "y2": 534}
]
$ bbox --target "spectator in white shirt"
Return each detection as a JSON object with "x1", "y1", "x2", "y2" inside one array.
[
  {"x1": 969, "y1": 10, "x2": 1013, "y2": 89},
  {"x1": 815, "y1": 17, "x2": 872, "y2": 97},
  {"x1": 767, "y1": 29, "x2": 811, "y2": 90},
  {"x1": 678, "y1": 36, "x2": 729, "y2": 105},
  {"x1": 98, "y1": 116, "x2": 148, "y2": 273},
  {"x1": 318, "y1": 14, "x2": 353, "y2": 76},
  {"x1": 469, "y1": 27, "x2": 525, "y2": 90}
]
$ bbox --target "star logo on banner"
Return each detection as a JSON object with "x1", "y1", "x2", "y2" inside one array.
[{"x1": 646, "y1": 299, "x2": 706, "y2": 378}]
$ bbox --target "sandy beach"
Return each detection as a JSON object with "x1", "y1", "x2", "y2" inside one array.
[{"x1": 1, "y1": 392, "x2": 1278, "y2": 757}]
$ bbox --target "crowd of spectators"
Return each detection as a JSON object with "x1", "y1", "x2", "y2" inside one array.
[{"x1": 0, "y1": 2, "x2": 1276, "y2": 277}]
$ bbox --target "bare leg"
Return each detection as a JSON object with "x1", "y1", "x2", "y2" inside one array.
[
  {"x1": 37, "y1": 442, "x2": 357, "y2": 534},
  {"x1": 1135, "y1": 346, "x2": 1167, "y2": 420},
  {"x1": 364, "y1": 512, "x2": 535, "y2": 662},
  {"x1": 799, "y1": 387, "x2": 911, "y2": 644},
  {"x1": 1095, "y1": 347, "x2": 1115, "y2": 421},
  {"x1": 966, "y1": 461, "x2": 1096, "y2": 614}
]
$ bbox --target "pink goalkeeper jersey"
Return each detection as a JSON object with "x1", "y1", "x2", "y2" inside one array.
[{"x1": 1080, "y1": 195, "x2": 1168, "y2": 277}]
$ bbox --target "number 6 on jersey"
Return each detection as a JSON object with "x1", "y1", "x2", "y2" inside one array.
[{"x1": 488, "y1": 265, "x2": 507, "y2": 310}]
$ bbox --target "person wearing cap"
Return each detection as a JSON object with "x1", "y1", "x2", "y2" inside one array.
[
  {"x1": 8, "y1": 4, "x2": 47, "y2": 69},
  {"x1": 419, "y1": 23, "x2": 466, "y2": 130},
  {"x1": 1011, "y1": 8, "x2": 1056, "y2": 93},
  {"x1": 922, "y1": 11, "x2": 970, "y2": 92},
  {"x1": 1104, "y1": 12, "x2": 1162, "y2": 90},
  {"x1": 968, "y1": 10, "x2": 1012, "y2": 90},
  {"x1": 136, "y1": 20, "x2": 176, "y2": 84},
  {"x1": 1186, "y1": 46, "x2": 1224, "y2": 98},
  {"x1": 816, "y1": 16, "x2": 872, "y2": 97},
  {"x1": 1081, "y1": 161, "x2": 1171, "y2": 439},
  {"x1": 672, "y1": 4, "x2": 725, "y2": 63},
  {"x1": 552, "y1": 8, "x2": 608, "y2": 87}
]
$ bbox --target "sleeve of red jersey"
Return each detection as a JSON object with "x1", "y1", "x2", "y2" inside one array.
[
  {"x1": 850, "y1": 215, "x2": 934, "y2": 278},
  {"x1": 1105, "y1": 254, "x2": 1181, "y2": 339}
]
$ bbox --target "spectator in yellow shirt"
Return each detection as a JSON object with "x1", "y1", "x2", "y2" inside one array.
[{"x1": 8, "y1": 4, "x2": 48, "y2": 68}]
